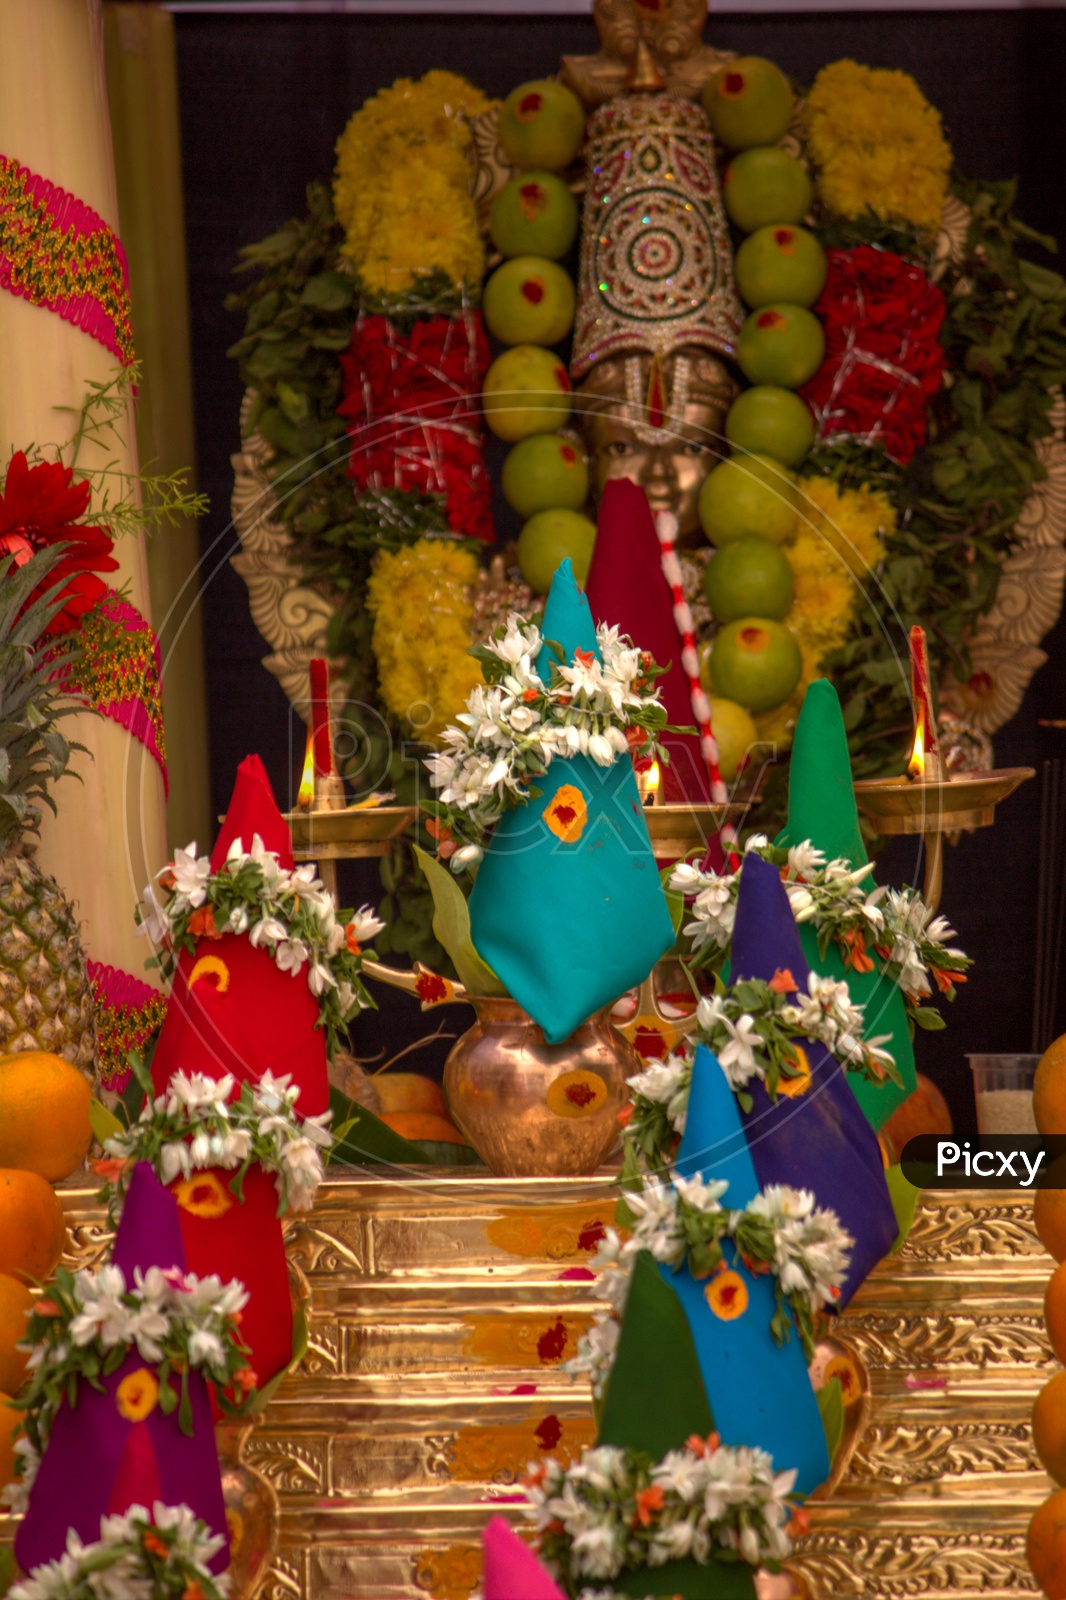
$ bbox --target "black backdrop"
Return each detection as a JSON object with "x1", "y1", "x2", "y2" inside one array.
[{"x1": 173, "y1": 8, "x2": 1066, "y2": 1130}]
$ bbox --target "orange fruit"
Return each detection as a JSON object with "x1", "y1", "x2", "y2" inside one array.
[
  {"x1": 1034, "y1": 1035, "x2": 1066, "y2": 1135},
  {"x1": 378, "y1": 1110, "x2": 466, "y2": 1145},
  {"x1": 0, "y1": 1168, "x2": 66, "y2": 1284},
  {"x1": 1046, "y1": 1262, "x2": 1066, "y2": 1364},
  {"x1": 0, "y1": 1275, "x2": 33, "y2": 1394},
  {"x1": 1037, "y1": 1190, "x2": 1066, "y2": 1263},
  {"x1": 0, "y1": 1390, "x2": 23, "y2": 1488},
  {"x1": 882, "y1": 1073, "x2": 953, "y2": 1159},
  {"x1": 1031, "y1": 1487, "x2": 1066, "y2": 1596},
  {"x1": 0, "y1": 1050, "x2": 92, "y2": 1181},
  {"x1": 1035, "y1": 1373, "x2": 1066, "y2": 1483},
  {"x1": 374, "y1": 1074, "x2": 449, "y2": 1118}
]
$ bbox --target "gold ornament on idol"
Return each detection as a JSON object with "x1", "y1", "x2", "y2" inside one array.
[
  {"x1": 562, "y1": 0, "x2": 735, "y2": 108},
  {"x1": 570, "y1": 89, "x2": 741, "y2": 537}
]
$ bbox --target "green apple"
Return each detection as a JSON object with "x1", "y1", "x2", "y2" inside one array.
[
  {"x1": 483, "y1": 346, "x2": 572, "y2": 441},
  {"x1": 698, "y1": 453, "x2": 799, "y2": 546},
  {"x1": 517, "y1": 508, "x2": 597, "y2": 595},
  {"x1": 704, "y1": 535, "x2": 794, "y2": 624},
  {"x1": 737, "y1": 304, "x2": 825, "y2": 389},
  {"x1": 498, "y1": 80, "x2": 586, "y2": 172},
  {"x1": 490, "y1": 172, "x2": 579, "y2": 261},
  {"x1": 483, "y1": 257, "x2": 575, "y2": 347},
  {"x1": 723, "y1": 147, "x2": 813, "y2": 233},
  {"x1": 709, "y1": 617, "x2": 802, "y2": 714},
  {"x1": 502, "y1": 433, "x2": 589, "y2": 518},
  {"x1": 725, "y1": 386, "x2": 813, "y2": 468},
  {"x1": 735, "y1": 225, "x2": 827, "y2": 309},
  {"x1": 703, "y1": 58, "x2": 794, "y2": 151}
]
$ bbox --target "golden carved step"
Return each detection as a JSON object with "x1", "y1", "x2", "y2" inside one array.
[{"x1": 0, "y1": 1178, "x2": 1051, "y2": 1600}]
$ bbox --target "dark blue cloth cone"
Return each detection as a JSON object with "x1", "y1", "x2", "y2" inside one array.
[{"x1": 730, "y1": 852, "x2": 897, "y2": 1304}]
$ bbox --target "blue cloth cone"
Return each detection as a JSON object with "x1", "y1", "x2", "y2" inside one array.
[
  {"x1": 730, "y1": 852, "x2": 898, "y2": 1305},
  {"x1": 775, "y1": 679, "x2": 916, "y2": 1129},
  {"x1": 664, "y1": 1044, "x2": 830, "y2": 1496},
  {"x1": 469, "y1": 560, "x2": 674, "y2": 1044}
]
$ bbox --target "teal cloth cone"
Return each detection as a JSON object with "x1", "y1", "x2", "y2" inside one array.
[
  {"x1": 468, "y1": 560, "x2": 674, "y2": 1044},
  {"x1": 666, "y1": 1044, "x2": 831, "y2": 1496},
  {"x1": 776, "y1": 679, "x2": 916, "y2": 1127}
]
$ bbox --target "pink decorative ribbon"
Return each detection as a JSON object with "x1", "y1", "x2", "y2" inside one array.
[
  {"x1": 0, "y1": 154, "x2": 134, "y2": 366},
  {"x1": 60, "y1": 590, "x2": 168, "y2": 792},
  {"x1": 88, "y1": 960, "x2": 167, "y2": 1093}
]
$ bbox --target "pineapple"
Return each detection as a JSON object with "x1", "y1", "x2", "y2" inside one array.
[{"x1": 0, "y1": 547, "x2": 96, "y2": 1074}]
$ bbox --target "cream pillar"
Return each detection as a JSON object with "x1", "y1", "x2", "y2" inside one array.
[
  {"x1": 104, "y1": 1, "x2": 213, "y2": 853},
  {"x1": 0, "y1": 0, "x2": 169, "y2": 981}
]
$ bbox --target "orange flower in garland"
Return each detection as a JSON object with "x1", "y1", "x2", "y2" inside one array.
[{"x1": 0, "y1": 452, "x2": 118, "y2": 636}]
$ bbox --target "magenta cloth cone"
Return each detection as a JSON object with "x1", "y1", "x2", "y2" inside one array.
[
  {"x1": 481, "y1": 1516, "x2": 565, "y2": 1600},
  {"x1": 14, "y1": 1165, "x2": 229, "y2": 1575},
  {"x1": 584, "y1": 477, "x2": 711, "y2": 802}
]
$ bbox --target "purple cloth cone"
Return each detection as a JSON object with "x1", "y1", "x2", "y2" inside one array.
[
  {"x1": 111, "y1": 1162, "x2": 187, "y2": 1278},
  {"x1": 15, "y1": 1166, "x2": 229, "y2": 1574},
  {"x1": 729, "y1": 852, "x2": 897, "y2": 1304}
]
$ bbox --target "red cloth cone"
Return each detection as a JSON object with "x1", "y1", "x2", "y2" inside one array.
[
  {"x1": 584, "y1": 478, "x2": 711, "y2": 803},
  {"x1": 211, "y1": 753, "x2": 294, "y2": 870},
  {"x1": 148, "y1": 756, "x2": 324, "y2": 1395},
  {"x1": 171, "y1": 1164, "x2": 293, "y2": 1390}
]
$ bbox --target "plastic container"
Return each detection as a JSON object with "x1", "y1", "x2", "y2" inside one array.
[{"x1": 968, "y1": 1054, "x2": 1041, "y2": 1135}]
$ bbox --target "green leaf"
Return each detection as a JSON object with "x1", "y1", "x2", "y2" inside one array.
[
  {"x1": 817, "y1": 1376, "x2": 845, "y2": 1461},
  {"x1": 409, "y1": 1139, "x2": 483, "y2": 1167},
  {"x1": 300, "y1": 271, "x2": 355, "y2": 311},
  {"x1": 886, "y1": 1163, "x2": 922, "y2": 1251},
  {"x1": 412, "y1": 845, "x2": 507, "y2": 996},
  {"x1": 912, "y1": 1006, "x2": 947, "y2": 1031},
  {"x1": 89, "y1": 1098, "x2": 122, "y2": 1143},
  {"x1": 327, "y1": 1085, "x2": 433, "y2": 1167},
  {"x1": 664, "y1": 885, "x2": 685, "y2": 937},
  {"x1": 0, "y1": 1545, "x2": 13, "y2": 1598}
]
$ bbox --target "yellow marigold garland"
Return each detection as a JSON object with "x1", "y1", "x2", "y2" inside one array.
[
  {"x1": 754, "y1": 477, "x2": 894, "y2": 748},
  {"x1": 804, "y1": 60, "x2": 952, "y2": 232},
  {"x1": 367, "y1": 538, "x2": 484, "y2": 743},
  {"x1": 333, "y1": 72, "x2": 491, "y2": 296}
]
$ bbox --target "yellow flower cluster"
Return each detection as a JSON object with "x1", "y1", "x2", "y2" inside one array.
[
  {"x1": 333, "y1": 72, "x2": 492, "y2": 296},
  {"x1": 753, "y1": 476, "x2": 895, "y2": 748},
  {"x1": 367, "y1": 538, "x2": 484, "y2": 744},
  {"x1": 804, "y1": 60, "x2": 952, "y2": 232},
  {"x1": 796, "y1": 474, "x2": 893, "y2": 579}
]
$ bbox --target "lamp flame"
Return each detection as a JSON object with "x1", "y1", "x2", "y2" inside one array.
[
  {"x1": 297, "y1": 729, "x2": 316, "y2": 808},
  {"x1": 908, "y1": 707, "x2": 926, "y2": 781},
  {"x1": 637, "y1": 758, "x2": 662, "y2": 806}
]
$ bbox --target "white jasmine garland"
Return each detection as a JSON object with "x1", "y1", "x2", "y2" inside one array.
[
  {"x1": 670, "y1": 837, "x2": 971, "y2": 1027},
  {"x1": 9, "y1": 1261, "x2": 256, "y2": 1497},
  {"x1": 564, "y1": 1178, "x2": 850, "y2": 1398},
  {"x1": 137, "y1": 833, "x2": 385, "y2": 1054},
  {"x1": 527, "y1": 1436, "x2": 796, "y2": 1587},
  {"x1": 425, "y1": 614, "x2": 670, "y2": 863},
  {"x1": 7, "y1": 1502, "x2": 230, "y2": 1600},
  {"x1": 98, "y1": 1069, "x2": 332, "y2": 1224}
]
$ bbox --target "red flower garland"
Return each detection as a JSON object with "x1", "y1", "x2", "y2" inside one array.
[
  {"x1": 0, "y1": 452, "x2": 118, "y2": 636},
  {"x1": 339, "y1": 311, "x2": 495, "y2": 542},
  {"x1": 801, "y1": 246, "x2": 947, "y2": 465}
]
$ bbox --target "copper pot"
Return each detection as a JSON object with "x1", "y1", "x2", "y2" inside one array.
[{"x1": 443, "y1": 996, "x2": 638, "y2": 1177}]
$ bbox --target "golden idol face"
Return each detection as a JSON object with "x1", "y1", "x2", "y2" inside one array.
[{"x1": 578, "y1": 351, "x2": 735, "y2": 540}]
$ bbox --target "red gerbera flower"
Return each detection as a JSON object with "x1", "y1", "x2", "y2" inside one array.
[{"x1": 0, "y1": 451, "x2": 118, "y2": 637}]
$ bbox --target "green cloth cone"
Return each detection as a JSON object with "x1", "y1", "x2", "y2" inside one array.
[
  {"x1": 776, "y1": 678, "x2": 916, "y2": 1127},
  {"x1": 597, "y1": 1248, "x2": 715, "y2": 1458}
]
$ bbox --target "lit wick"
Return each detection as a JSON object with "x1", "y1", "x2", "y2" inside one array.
[
  {"x1": 907, "y1": 626, "x2": 943, "y2": 783},
  {"x1": 296, "y1": 732, "x2": 315, "y2": 810},
  {"x1": 637, "y1": 757, "x2": 662, "y2": 807}
]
